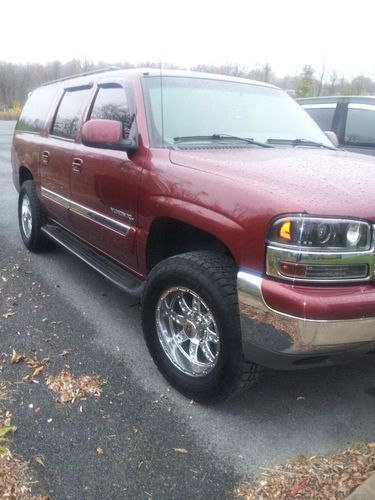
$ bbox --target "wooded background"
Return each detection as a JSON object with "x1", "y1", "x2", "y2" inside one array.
[{"x1": 1, "y1": 59, "x2": 375, "y2": 111}]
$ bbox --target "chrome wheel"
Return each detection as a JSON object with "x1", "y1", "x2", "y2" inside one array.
[
  {"x1": 21, "y1": 194, "x2": 32, "y2": 239},
  {"x1": 156, "y1": 287, "x2": 220, "y2": 377}
]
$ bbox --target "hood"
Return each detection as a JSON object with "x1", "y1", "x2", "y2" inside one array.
[{"x1": 170, "y1": 147, "x2": 375, "y2": 220}]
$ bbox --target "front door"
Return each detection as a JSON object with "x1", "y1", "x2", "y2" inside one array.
[{"x1": 69, "y1": 83, "x2": 141, "y2": 270}]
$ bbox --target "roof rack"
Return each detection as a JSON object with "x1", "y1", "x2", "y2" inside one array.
[{"x1": 41, "y1": 66, "x2": 121, "y2": 86}]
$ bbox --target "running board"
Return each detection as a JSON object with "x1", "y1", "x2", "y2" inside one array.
[{"x1": 41, "y1": 225, "x2": 144, "y2": 298}]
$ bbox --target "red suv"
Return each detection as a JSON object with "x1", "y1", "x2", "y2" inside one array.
[{"x1": 12, "y1": 68, "x2": 375, "y2": 402}]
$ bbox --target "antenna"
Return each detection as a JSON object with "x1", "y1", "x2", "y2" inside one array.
[{"x1": 159, "y1": 55, "x2": 165, "y2": 148}]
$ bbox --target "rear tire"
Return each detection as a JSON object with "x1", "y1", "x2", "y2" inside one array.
[
  {"x1": 18, "y1": 181, "x2": 51, "y2": 252},
  {"x1": 142, "y1": 251, "x2": 261, "y2": 403}
]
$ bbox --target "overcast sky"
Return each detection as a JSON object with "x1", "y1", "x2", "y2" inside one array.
[{"x1": 1, "y1": 0, "x2": 374, "y2": 78}]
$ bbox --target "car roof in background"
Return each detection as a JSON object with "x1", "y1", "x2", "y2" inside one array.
[{"x1": 297, "y1": 95, "x2": 375, "y2": 104}]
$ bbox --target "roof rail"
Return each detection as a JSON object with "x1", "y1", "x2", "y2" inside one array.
[{"x1": 41, "y1": 66, "x2": 121, "y2": 86}]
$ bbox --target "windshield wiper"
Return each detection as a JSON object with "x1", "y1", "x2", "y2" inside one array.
[
  {"x1": 173, "y1": 134, "x2": 274, "y2": 148},
  {"x1": 266, "y1": 138, "x2": 336, "y2": 150}
]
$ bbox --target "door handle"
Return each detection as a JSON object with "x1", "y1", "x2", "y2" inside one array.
[
  {"x1": 72, "y1": 158, "x2": 83, "y2": 173},
  {"x1": 41, "y1": 151, "x2": 50, "y2": 164}
]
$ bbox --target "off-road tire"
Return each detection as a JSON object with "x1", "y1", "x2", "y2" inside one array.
[{"x1": 142, "y1": 251, "x2": 261, "y2": 403}]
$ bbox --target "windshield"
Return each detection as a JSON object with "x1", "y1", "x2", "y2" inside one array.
[{"x1": 143, "y1": 76, "x2": 332, "y2": 148}]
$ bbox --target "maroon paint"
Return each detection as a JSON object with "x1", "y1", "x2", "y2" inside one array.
[
  {"x1": 11, "y1": 69, "x2": 375, "y2": 323},
  {"x1": 262, "y1": 279, "x2": 375, "y2": 321},
  {"x1": 81, "y1": 119, "x2": 122, "y2": 146}
]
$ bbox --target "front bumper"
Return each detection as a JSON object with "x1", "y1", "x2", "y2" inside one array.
[{"x1": 237, "y1": 271, "x2": 375, "y2": 369}]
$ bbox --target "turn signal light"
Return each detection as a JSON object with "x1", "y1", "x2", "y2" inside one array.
[
  {"x1": 279, "y1": 221, "x2": 291, "y2": 240},
  {"x1": 279, "y1": 262, "x2": 307, "y2": 278}
]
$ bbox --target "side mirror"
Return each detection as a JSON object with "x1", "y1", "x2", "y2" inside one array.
[
  {"x1": 325, "y1": 131, "x2": 339, "y2": 148},
  {"x1": 82, "y1": 119, "x2": 137, "y2": 152}
]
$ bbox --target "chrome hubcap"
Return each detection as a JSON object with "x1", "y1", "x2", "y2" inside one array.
[
  {"x1": 156, "y1": 287, "x2": 220, "y2": 377},
  {"x1": 21, "y1": 195, "x2": 32, "y2": 239}
]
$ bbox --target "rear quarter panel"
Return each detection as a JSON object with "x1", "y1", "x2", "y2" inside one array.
[{"x1": 11, "y1": 131, "x2": 43, "y2": 191}]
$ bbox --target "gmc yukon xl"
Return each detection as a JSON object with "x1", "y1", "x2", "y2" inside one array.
[{"x1": 11, "y1": 68, "x2": 375, "y2": 402}]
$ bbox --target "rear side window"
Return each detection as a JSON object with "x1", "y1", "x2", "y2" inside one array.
[
  {"x1": 345, "y1": 104, "x2": 375, "y2": 145},
  {"x1": 303, "y1": 105, "x2": 336, "y2": 131},
  {"x1": 16, "y1": 83, "x2": 61, "y2": 133},
  {"x1": 52, "y1": 88, "x2": 91, "y2": 140},
  {"x1": 90, "y1": 86, "x2": 133, "y2": 138}
]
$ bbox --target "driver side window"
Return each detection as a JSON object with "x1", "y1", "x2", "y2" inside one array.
[{"x1": 90, "y1": 86, "x2": 133, "y2": 139}]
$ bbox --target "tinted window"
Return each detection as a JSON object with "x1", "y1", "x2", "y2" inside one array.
[
  {"x1": 16, "y1": 83, "x2": 61, "y2": 133},
  {"x1": 143, "y1": 76, "x2": 332, "y2": 148},
  {"x1": 304, "y1": 106, "x2": 335, "y2": 131},
  {"x1": 345, "y1": 105, "x2": 375, "y2": 145},
  {"x1": 52, "y1": 88, "x2": 91, "y2": 139},
  {"x1": 90, "y1": 86, "x2": 133, "y2": 138}
]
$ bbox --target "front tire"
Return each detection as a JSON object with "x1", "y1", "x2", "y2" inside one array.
[
  {"x1": 18, "y1": 181, "x2": 50, "y2": 252},
  {"x1": 142, "y1": 251, "x2": 260, "y2": 403}
]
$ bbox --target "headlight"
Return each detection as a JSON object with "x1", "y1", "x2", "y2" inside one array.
[
  {"x1": 266, "y1": 216, "x2": 372, "y2": 282},
  {"x1": 268, "y1": 216, "x2": 371, "y2": 251}
]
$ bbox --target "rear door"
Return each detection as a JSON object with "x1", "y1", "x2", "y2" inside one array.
[
  {"x1": 342, "y1": 102, "x2": 375, "y2": 156},
  {"x1": 69, "y1": 82, "x2": 141, "y2": 270},
  {"x1": 40, "y1": 86, "x2": 92, "y2": 228}
]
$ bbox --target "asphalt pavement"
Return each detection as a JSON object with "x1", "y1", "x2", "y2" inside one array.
[{"x1": 1, "y1": 120, "x2": 375, "y2": 499}]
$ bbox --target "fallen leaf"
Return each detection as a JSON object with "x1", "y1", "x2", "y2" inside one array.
[
  {"x1": 3, "y1": 312, "x2": 15, "y2": 319},
  {"x1": 59, "y1": 350, "x2": 72, "y2": 357},
  {"x1": 34, "y1": 455, "x2": 45, "y2": 467},
  {"x1": 32, "y1": 366, "x2": 44, "y2": 378},
  {"x1": 11, "y1": 350, "x2": 25, "y2": 364},
  {"x1": 290, "y1": 479, "x2": 309, "y2": 497},
  {"x1": 26, "y1": 356, "x2": 49, "y2": 368},
  {"x1": 235, "y1": 445, "x2": 375, "y2": 500},
  {"x1": 96, "y1": 447, "x2": 104, "y2": 455},
  {"x1": 46, "y1": 369, "x2": 104, "y2": 403}
]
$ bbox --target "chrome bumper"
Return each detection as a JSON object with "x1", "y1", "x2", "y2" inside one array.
[{"x1": 237, "y1": 271, "x2": 375, "y2": 366}]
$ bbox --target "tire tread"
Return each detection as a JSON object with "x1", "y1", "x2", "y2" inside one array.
[{"x1": 142, "y1": 251, "x2": 261, "y2": 402}]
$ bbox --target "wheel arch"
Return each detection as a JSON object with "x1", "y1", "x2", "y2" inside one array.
[
  {"x1": 146, "y1": 216, "x2": 236, "y2": 272},
  {"x1": 19, "y1": 165, "x2": 34, "y2": 187}
]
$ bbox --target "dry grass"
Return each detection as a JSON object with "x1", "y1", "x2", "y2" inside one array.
[
  {"x1": 0, "y1": 105, "x2": 20, "y2": 121},
  {"x1": 0, "y1": 383, "x2": 9, "y2": 402},
  {"x1": 0, "y1": 411, "x2": 13, "y2": 430},
  {"x1": 46, "y1": 368, "x2": 104, "y2": 403},
  {"x1": 0, "y1": 449, "x2": 40, "y2": 499},
  {"x1": 235, "y1": 445, "x2": 375, "y2": 499}
]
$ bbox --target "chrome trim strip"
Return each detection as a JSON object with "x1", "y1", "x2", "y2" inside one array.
[
  {"x1": 69, "y1": 201, "x2": 130, "y2": 235},
  {"x1": 348, "y1": 103, "x2": 375, "y2": 111},
  {"x1": 302, "y1": 103, "x2": 336, "y2": 109},
  {"x1": 237, "y1": 270, "x2": 375, "y2": 354},
  {"x1": 41, "y1": 187, "x2": 70, "y2": 208},
  {"x1": 41, "y1": 187, "x2": 131, "y2": 235}
]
